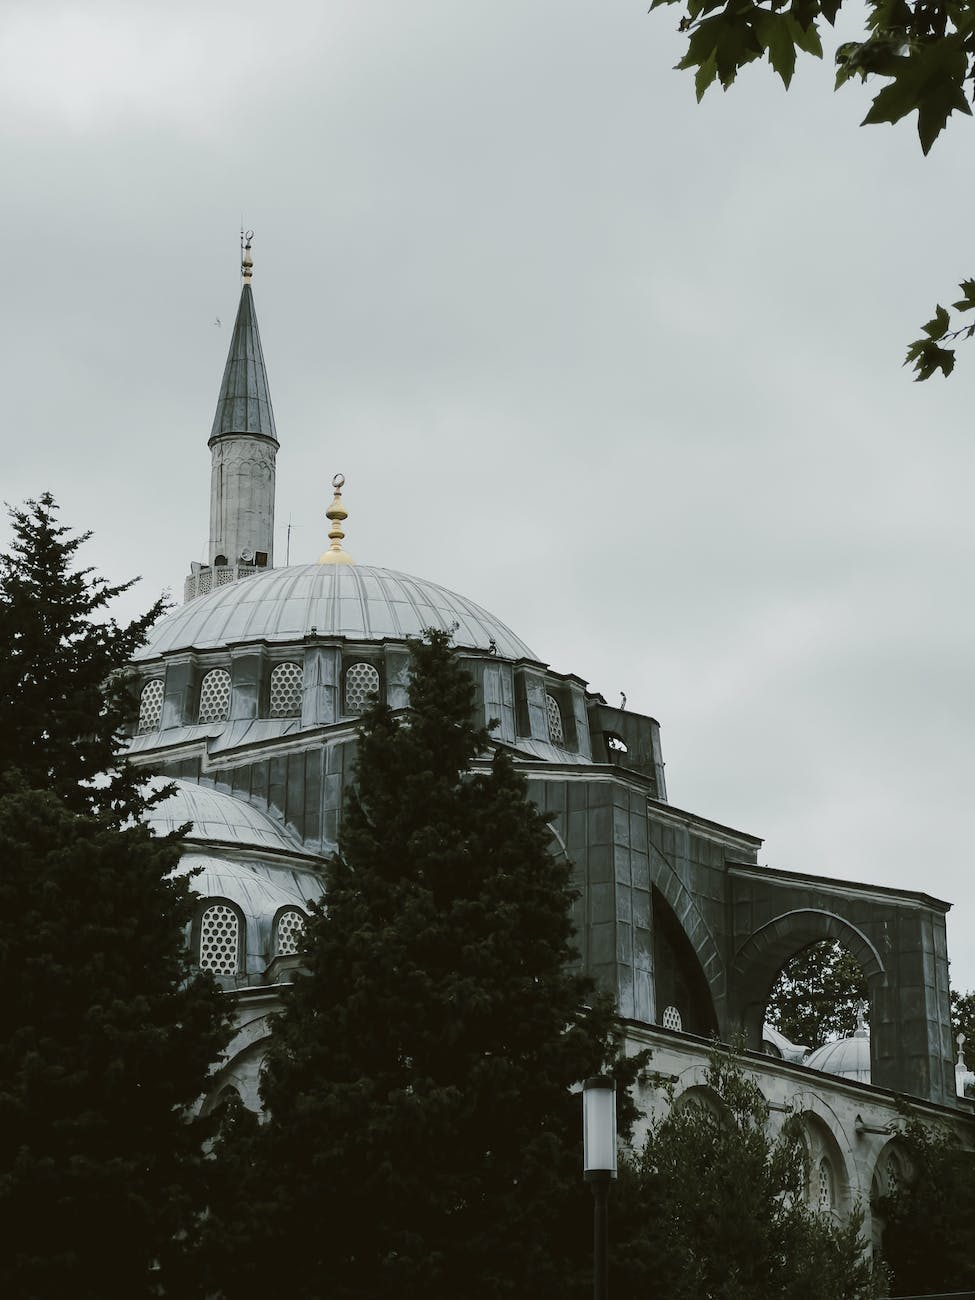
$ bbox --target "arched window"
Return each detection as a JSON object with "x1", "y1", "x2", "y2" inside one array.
[
  {"x1": 662, "y1": 1005, "x2": 683, "y2": 1031},
  {"x1": 269, "y1": 661, "x2": 303, "y2": 718},
  {"x1": 275, "y1": 908, "x2": 306, "y2": 957},
  {"x1": 817, "y1": 1157, "x2": 834, "y2": 1213},
  {"x1": 137, "y1": 678, "x2": 164, "y2": 733},
  {"x1": 345, "y1": 661, "x2": 380, "y2": 714},
  {"x1": 545, "y1": 693, "x2": 565, "y2": 746},
  {"x1": 199, "y1": 668, "x2": 231, "y2": 724},
  {"x1": 199, "y1": 902, "x2": 241, "y2": 975}
]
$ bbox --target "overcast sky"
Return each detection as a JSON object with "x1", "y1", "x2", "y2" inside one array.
[{"x1": 4, "y1": 1, "x2": 974, "y2": 993}]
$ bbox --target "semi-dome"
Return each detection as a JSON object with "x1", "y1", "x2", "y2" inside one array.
[
  {"x1": 138, "y1": 563, "x2": 537, "y2": 662},
  {"x1": 144, "y1": 778, "x2": 307, "y2": 856}
]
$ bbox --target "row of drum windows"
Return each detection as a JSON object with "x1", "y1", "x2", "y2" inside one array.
[
  {"x1": 137, "y1": 661, "x2": 382, "y2": 733},
  {"x1": 138, "y1": 665, "x2": 571, "y2": 747},
  {"x1": 199, "y1": 902, "x2": 306, "y2": 976}
]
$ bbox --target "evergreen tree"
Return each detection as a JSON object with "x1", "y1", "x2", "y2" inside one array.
[
  {"x1": 612, "y1": 1047, "x2": 882, "y2": 1300},
  {"x1": 0, "y1": 492, "x2": 164, "y2": 821},
  {"x1": 0, "y1": 496, "x2": 232, "y2": 1298},
  {"x1": 766, "y1": 939, "x2": 868, "y2": 1049},
  {"x1": 876, "y1": 1112, "x2": 975, "y2": 1296},
  {"x1": 209, "y1": 629, "x2": 639, "y2": 1300}
]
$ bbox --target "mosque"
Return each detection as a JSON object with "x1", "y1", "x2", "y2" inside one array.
[{"x1": 127, "y1": 241, "x2": 974, "y2": 1243}]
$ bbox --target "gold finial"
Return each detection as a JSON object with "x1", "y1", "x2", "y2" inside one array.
[
  {"x1": 319, "y1": 473, "x2": 354, "y2": 565},
  {"x1": 241, "y1": 229, "x2": 254, "y2": 284}
]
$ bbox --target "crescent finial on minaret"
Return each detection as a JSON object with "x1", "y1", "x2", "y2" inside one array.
[
  {"x1": 241, "y1": 229, "x2": 254, "y2": 284},
  {"x1": 319, "y1": 473, "x2": 354, "y2": 565}
]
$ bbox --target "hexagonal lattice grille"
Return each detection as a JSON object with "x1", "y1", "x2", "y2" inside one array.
[
  {"x1": 276, "y1": 909, "x2": 306, "y2": 957},
  {"x1": 662, "y1": 1005, "x2": 683, "y2": 1031},
  {"x1": 137, "y1": 679, "x2": 164, "y2": 733},
  {"x1": 345, "y1": 661, "x2": 380, "y2": 714},
  {"x1": 199, "y1": 668, "x2": 231, "y2": 724},
  {"x1": 200, "y1": 903, "x2": 240, "y2": 975},
  {"x1": 545, "y1": 693, "x2": 565, "y2": 746},
  {"x1": 269, "y1": 661, "x2": 303, "y2": 718}
]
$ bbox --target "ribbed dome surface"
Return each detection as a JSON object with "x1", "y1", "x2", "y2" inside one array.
[
  {"x1": 137, "y1": 564, "x2": 537, "y2": 661},
  {"x1": 805, "y1": 1034, "x2": 871, "y2": 1084},
  {"x1": 144, "y1": 779, "x2": 305, "y2": 855}
]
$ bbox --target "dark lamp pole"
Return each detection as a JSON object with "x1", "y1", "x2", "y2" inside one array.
[{"x1": 583, "y1": 1076, "x2": 617, "y2": 1300}]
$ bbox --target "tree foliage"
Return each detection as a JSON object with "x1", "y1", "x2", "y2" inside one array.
[
  {"x1": 612, "y1": 1046, "x2": 881, "y2": 1299},
  {"x1": 206, "y1": 629, "x2": 643, "y2": 1300},
  {"x1": 952, "y1": 986, "x2": 975, "y2": 1068},
  {"x1": 876, "y1": 1112, "x2": 975, "y2": 1295},
  {"x1": 0, "y1": 492, "x2": 165, "y2": 822},
  {"x1": 648, "y1": 0, "x2": 975, "y2": 377},
  {"x1": 765, "y1": 939, "x2": 868, "y2": 1049},
  {"x1": 0, "y1": 497, "x2": 232, "y2": 1298}
]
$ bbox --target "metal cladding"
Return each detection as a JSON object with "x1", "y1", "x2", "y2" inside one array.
[
  {"x1": 138, "y1": 562, "x2": 538, "y2": 661},
  {"x1": 210, "y1": 283, "x2": 278, "y2": 444}
]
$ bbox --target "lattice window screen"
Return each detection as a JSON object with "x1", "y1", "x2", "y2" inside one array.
[
  {"x1": 198, "y1": 570, "x2": 213, "y2": 595},
  {"x1": 545, "y1": 693, "x2": 565, "y2": 746},
  {"x1": 269, "y1": 662, "x2": 303, "y2": 718},
  {"x1": 276, "y1": 909, "x2": 306, "y2": 957},
  {"x1": 199, "y1": 668, "x2": 231, "y2": 723},
  {"x1": 345, "y1": 662, "x2": 380, "y2": 714},
  {"x1": 138, "y1": 679, "x2": 164, "y2": 733},
  {"x1": 817, "y1": 1158, "x2": 834, "y2": 1212},
  {"x1": 215, "y1": 567, "x2": 237, "y2": 587},
  {"x1": 662, "y1": 1005, "x2": 683, "y2": 1031},
  {"x1": 200, "y1": 904, "x2": 240, "y2": 975}
]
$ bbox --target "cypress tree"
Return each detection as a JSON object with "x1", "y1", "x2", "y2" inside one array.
[
  {"x1": 0, "y1": 496, "x2": 232, "y2": 1298},
  {"x1": 212, "y1": 629, "x2": 638, "y2": 1300}
]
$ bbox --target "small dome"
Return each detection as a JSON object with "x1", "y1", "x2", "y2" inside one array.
[
  {"x1": 144, "y1": 778, "x2": 305, "y2": 856},
  {"x1": 805, "y1": 1034, "x2": 871, "y2": 1084},
  {"x1": 136, "y1": 563, "x2": 537, "y2": 662}
]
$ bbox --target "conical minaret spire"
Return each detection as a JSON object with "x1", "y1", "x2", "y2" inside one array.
[{"x1": 206, "y1": 233, "x2": 278, "y2": 571}]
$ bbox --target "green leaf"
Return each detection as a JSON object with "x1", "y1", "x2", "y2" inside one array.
[
  {"x1": 951, "y1": 278, "x2": 975, "y2": 313},
  {"x1": 789, "y1": 13, "x2": 823, "y2": 57},
  {"x1": 921, "y1": 304, "x2": 951, "y2": 338},
  {"x1": 904, "y1": 336, "x2": 956, "y2": 380},
  {"x1": 861, "y1": 37, "x2": 972, "y2": 154},
  {"x1": 695, "y1": 49, "x2": 720, "y2": 99},
  {"x1": 756, "y1": 11, "x2": 797, "y2": 87}
]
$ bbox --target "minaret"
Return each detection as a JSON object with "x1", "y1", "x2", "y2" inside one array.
[{"x1": 186, "y1": 234, "x2": 279, "y2": 601}]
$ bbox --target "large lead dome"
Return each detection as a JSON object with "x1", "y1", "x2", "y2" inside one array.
[{"x1": 138, "y1": 562, "x2": 537, "y2": 662}]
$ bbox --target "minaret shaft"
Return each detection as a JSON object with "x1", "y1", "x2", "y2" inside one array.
[{"x1": 208, "y1": 432, "x2": 277, "y2": 566}]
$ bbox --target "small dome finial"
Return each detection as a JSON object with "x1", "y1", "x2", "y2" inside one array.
[
  {"x1": 319, "y1": 473, "x2": 354, "y2": 565},
  {"x1": 241, "y1": 229, "x2": 254, "y2": 284}
]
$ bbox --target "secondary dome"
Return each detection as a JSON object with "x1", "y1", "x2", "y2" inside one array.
[
  {"x1": 805, "y1": 1033, "x2": 871, "y2": 1084},
  {"x1": 137, "y1": 563, "x2": 537, "y2": 662}
]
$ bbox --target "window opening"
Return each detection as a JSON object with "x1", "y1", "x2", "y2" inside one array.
[
  {"x1": 817, "y1": 1157, "x2": 834, "y2": 1213},
  {"x1": 200, "y1": 903, "x2": 240, "y2": 976},
  {"x1": 662, "y1": 1005, "x2": 683, "y2": 1031},
  {"x1": 137, "y1": 678, "x2": 164, "y2": 733},
  {"x1": 276, "y1": 909, "x2": 306, "y2": 957},
  {"x1": 345, "y1": 661, "x2": 380, "y2": 714},
  {"x1": 269, "y1": 662, "x2": 302, "y2": 718},
  {"x1": 545, "y1": 693, "x2": 565, "y2": 746},
  {"x1": 199, "y1": 668, "x2": 231, "y2": 724}
]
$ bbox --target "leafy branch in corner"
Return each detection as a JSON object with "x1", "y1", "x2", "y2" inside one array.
[
  {"x1": 904, "y1": 278, "x2": 975, "y2": 379},
  {"x1": 648, "y1": 0, "x2": 975, "y2": 377}
]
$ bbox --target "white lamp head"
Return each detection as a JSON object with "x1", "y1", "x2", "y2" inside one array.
[{"x1": 583, "y1": 1076, "x2": 618, "y2": 1179}]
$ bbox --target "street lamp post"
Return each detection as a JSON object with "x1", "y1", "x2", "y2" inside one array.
[{"x1": 583, "y1": 1076, "x2": 617, "y2": 1300}]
